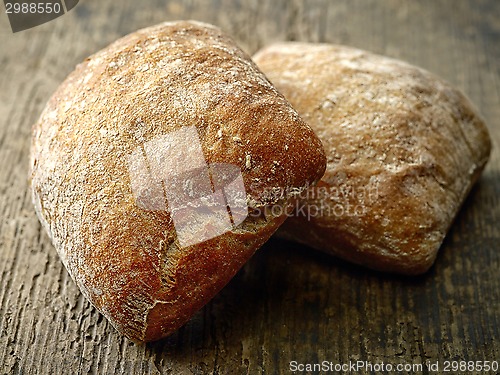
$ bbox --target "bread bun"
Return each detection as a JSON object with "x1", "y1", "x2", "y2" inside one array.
[
  {"x1": 254, "y1": 42, "x2": 491, "y2": 274},
  {"x1": 30, "y1": 24, "x2": 326, "y2": 342}
]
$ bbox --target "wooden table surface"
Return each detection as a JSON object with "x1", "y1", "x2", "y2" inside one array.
[{"x1": 0, "y1": 1, "x2": 499, "y2": 374}]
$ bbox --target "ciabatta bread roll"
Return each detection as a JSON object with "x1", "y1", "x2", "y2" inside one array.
[
  {"x1": 254, "y1": 43, "x2": 491, "y2": 275},
  {"x1": 30, "y1": 23, "x2": 326, "y2": 342}
]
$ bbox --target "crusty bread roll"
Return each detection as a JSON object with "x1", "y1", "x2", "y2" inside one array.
[
  {"x1": 254, "y1": 43, "x2": 491, "y2": 275},
  {"x1": 30, "y1": 23, "x2": 326, "y2": 342}
]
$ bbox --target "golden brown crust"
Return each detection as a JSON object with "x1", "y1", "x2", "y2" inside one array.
[
  {"x1": 30, "y1": 23, "x2": 325, "y2": 342},
  {"x1": 254, "y1": 42, "x2": 491, "y2": 275}
]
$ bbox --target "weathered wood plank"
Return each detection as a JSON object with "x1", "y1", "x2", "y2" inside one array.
[{"x1": 0, "y1": 0, "x2": 498, "y2": 374}]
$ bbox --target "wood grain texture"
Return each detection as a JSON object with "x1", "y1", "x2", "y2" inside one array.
[{"x1": 0, "y1": 0, "x2": 498, "y2": 374}]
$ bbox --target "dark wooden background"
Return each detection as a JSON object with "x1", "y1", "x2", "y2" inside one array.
[{"x1": 0, "y1": 0, "x2": 498, "y2": 374}]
